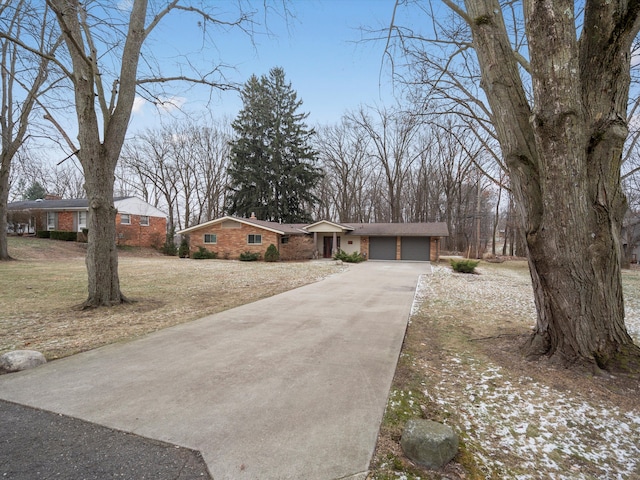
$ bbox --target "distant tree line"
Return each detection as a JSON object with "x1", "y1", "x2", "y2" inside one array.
[{"x1": 13, "y1": 104, "x2": 520, "y2": 256}]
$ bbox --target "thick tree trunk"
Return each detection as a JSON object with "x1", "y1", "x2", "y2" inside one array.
[
  {"x1": 82, "y1": 153, "x2": 126, "y2": 307},
  {"x1": 464, "y1": 0, "x2": 640, "y2": 371},
  {"x1": 51, "y1": 0, "x2": 147, "y2": 307},
  {"x1": 522, "y1": 150, "x2": 634, "y2": 368}
]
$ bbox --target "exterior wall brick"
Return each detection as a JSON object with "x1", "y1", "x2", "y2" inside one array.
[
  {"x1": 359, "y1": 236, "x2": 369, "y2": 259},
  {"x1": 115, "y1": 213, "x2": 166, "y2": 249},
  {"x1": 430, "y1": 237, "x2": 440, "y2": 262},
  {"x1": 8, "y1": 204, "x2": 167, "y2": 249},
  {"x1": 279, "y1": 235, "x2": 315, "y2": 261},
  {"x1": 188, "y1": 221, "x2": 281, "y2": 260},
  {"x1": 57, "y1": 211, "x2": 75, "y2": 231}
]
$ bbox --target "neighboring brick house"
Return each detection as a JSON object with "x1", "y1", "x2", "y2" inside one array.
[
  {"x1": 178, "y1": 215, "x2": 449, "y2": 261},
  {"x1": 6, "y1": 197, "x2": 167, "y2": 249}
]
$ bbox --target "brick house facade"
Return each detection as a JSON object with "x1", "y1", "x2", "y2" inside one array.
[
  {"x1": 185, "y1": 217, "x2": 314, "y2": 260},
  {"x1": 115, "y1": 212, "x2": 166, "y2": 249},
  {"x1": 179, "y1": 216, "x2": 448, "y2": 262},
  {"x1": 7, "y1": 197, "x2": 167, "y2": 249}
]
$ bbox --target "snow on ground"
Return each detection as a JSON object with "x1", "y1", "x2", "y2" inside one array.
[
  {"x1": 408, "y1": 263, "x2": 640, "y2": 479},
  {"x1": 426, "y1": 355, "x2": 640, "y2": 479}
]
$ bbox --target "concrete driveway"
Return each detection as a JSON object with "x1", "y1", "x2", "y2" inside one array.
[{"x1": 0, "y1": 261, "x2": 430, "y2": 480}]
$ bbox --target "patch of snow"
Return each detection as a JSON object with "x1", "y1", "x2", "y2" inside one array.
[
  {"x1": 411, "y1": 266, "x2": 640, "y2": 478},
  {"x1": 426, "y1": 356, "x2": 640, "y2": 477}
]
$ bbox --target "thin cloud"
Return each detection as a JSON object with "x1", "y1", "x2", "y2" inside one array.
[
  {"x1": 132, "y1": 96, "x2": 146, "y2": 114},
  {"x1": 156, "y1": 96, "x2": 187, "y2": 113},
  {"x1": 117, "y1": 0, "x2": 133, "y2": 12}
]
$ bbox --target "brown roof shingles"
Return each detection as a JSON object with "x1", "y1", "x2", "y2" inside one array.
[
  {"x1": 241, "y1": 218, "x2": 308, "y2": 235},
  {"x1": 345, "y1": 222, "x2": 449, "y2": 237}
]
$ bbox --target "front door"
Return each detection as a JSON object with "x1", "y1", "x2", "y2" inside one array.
[{"x1": 323, "y1": 236, "x2": 340, "y2": 258}]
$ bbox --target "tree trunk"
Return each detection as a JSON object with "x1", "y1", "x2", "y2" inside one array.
[
  {"x1": 521, "y1": 145, "x2": 633, "y2": 368},
  {"x1": 51, "y1": 0, "x2": 148, "y2": 307},
  {"x1": 491, "y1": 181, "x2": 501, "y2": 256},
  {"x1": 0, "y1": 159, "x2": 11, "y2": 261},
  {"x1": 464, "y1": 0, "x2": 640, "y2": 371},
  {"x1": 83, "y1": 156, "x2": 126, "y2": 307}
]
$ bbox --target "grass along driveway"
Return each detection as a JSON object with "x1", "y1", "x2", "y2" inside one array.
[
  {"x1": 0, "y1": 237, "x2": 345, "y2": 360},
  {"x1": 371, "y1": 260, "x2": 640, "y2": 479}
]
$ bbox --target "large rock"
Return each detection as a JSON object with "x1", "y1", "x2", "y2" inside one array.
[
  {"x1": 0, "y1": 350, "x2": 47, "y2": 373},
  {"x1": 401, "y1": 419, "x2": 458, "y2": 469}
]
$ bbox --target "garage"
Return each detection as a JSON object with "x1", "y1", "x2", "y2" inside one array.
[
  {"x1": 369, "y1": 236, "x2": 397, "y2": 260},
  {"x1": 401, "y1": 236, "x2": 430, "y2": 261}
]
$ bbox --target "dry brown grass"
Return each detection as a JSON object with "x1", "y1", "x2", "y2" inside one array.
[{"x1": 0, "y1": 236, "x2": 344, "y2": 360}]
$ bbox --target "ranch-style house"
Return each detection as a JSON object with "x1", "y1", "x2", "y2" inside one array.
[
  {"x1": 178, "y1": 214, "x2": 449, "y2": 261},
  {"x1": 6, "y1": 196, "x2": 167, "y2": 249}
]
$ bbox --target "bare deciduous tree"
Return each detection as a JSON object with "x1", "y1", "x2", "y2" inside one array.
[
  {"x1": 29, "y1": 0, "x2": 260, "y2": 307},
  {"x1": 314, "y1": 119, "x2": 374, "y2": 222},
  {"x1": 349, "y1": 106, "x2": 427, "y2": 222},
  {"x1": 389, "y1": 0, "x2": 640, "y2": 370},
  {"x1": 120, "y1": 120, "x2": 230, "y2": 232},
  {"x1": 0, "y1": 1, "x2": 60, "y2": 260}
]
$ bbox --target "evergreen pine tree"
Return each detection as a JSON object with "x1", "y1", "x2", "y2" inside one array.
[
  {"x1": 226, "y1": 67, "x2": 321, "y2": 223},
  {"x1": 24, "y1": 182, "x2": 47, "y2": 200}
]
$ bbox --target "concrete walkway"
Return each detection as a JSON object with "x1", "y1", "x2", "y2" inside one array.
[{"x1": 0, "y1": 261, "x2": 430, "y2": 480}]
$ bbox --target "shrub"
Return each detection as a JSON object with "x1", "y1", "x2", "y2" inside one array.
[
  {"x1": 264, "y1": 244, "x2": 280, "y2": 262},
  {"x1": 161, "y1": 230, "x2": 178, "y2": 256},
  {"x1": 450, "y1": 258, "x2": 480, "y2": 274},
  {"x1": 178, "y1": 238, "x2": 190, "y2": 258},
  {"x1": 36, "y1": 230, "x2": 50, "y2": 238},
  {"x1": 192, "y1": 246, "x2": 218, "y2": 260},
  {"x1": 333, "y1": 249, "x2": 366, "y2": 263},
  {"x1": 50, "y1": 230, "x2": 77, "y2": 242},
  {"x1": 239, "y1": 251, "x2": 261, "y2": 261}
]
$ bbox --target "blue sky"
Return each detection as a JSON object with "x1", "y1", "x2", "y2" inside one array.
[{"x1": 129, "y1": 1, "x2": 401, "y2": 130}]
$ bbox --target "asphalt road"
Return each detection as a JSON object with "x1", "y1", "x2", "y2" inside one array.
[{"x1": 0, "y1": 400, "x2": 211, "y2": 479}]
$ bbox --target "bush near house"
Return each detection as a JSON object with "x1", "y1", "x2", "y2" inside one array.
[
  {"x1": 50, "y1": 231, "x2": 78, "y2": 242},
  {"x1": 178, "y1": 238, "x2": 190, "y2": 258},
  {"x1": 333, "y1": 249, "x2": 366, "y2": 263},
  {"x1": 161, "y1": 230, "x2": 178, "y2": 256},
  {"x1": 192, "y1": 246, "x2": 218, "y2": 260},
  {"x1": 450, "y1": 258, "x2": 480, "y2": 273},
  {"x1": 239, "y1": 251, "x2": 261, "y2": 261},
  {"x1": 264, "y1": 244, "x2": 280, "y2": 262},
  {"x1": 36, "y1": 231, "x2": 50, "y2": 238}
]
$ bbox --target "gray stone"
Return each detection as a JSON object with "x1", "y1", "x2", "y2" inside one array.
[
  {"x1": 0, "y1": 350, "x2": 47, "y2": 373},
  {"x1": 401, "y1": 419, "x2": 459, "y2": 469}
]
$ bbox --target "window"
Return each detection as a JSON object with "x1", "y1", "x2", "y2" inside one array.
[
  {"x1": 247, "y1": 234, "x2": 262, "y2": 245},
  {"x1": 140, "y1": 215, "x2": 150, "y2": 226},
  {"x1": 77, "y1": 211, "x2": 87, "y2": 231},
  {"x1": 281, "y1": 236, "x2": 289, "y2": 244},
  {"x1": 120, "y1": 214, "x2": 131, "y2": 225},
  {"x1": 204, "y1": 234, "x2": 217, "y2": 244},
  {"x1": 47, "y1": 212, "x2": 56, "y2": 231}
]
